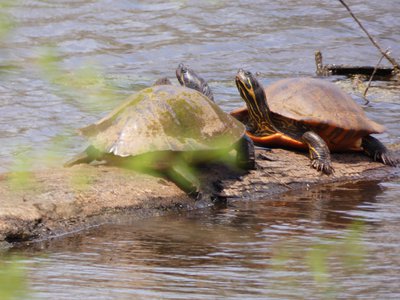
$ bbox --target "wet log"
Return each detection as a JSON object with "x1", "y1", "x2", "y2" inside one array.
[
  {"x1": 220, "y1": 148, "x2": 399, "y2": 199},
  {"x1": 315, "y1": 50, "x2": 398, "y2": 79},
  {"x1": 1, "y1": 148, "x2": 399, "y2": 246}
]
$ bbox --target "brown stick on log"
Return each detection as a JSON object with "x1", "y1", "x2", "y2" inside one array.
[{"x1": 338, "y1": 0, "x2": 400, "y2": 73}]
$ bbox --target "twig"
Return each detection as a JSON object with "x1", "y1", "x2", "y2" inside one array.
[
  {"x1": 362, "y1": 49, "x2": 390, "y2": 102},
  {"x1": 338, "y1": 0, "x2": 400, "y2": 72}
]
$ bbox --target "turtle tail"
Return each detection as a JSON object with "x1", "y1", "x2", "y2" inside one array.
[{"x1": 64, "y1": 145, "x2": 103, "y2": 167}]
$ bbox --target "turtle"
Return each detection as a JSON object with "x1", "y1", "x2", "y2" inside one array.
[
  {"x1": 64, "y1": 64, "x2": 255, "y2": 196},
  {"x1": 232, "y1": 69, "x2": 398, "y2": 174},
  {"x1": 176, "y1": 63, "x2": 214, "y2": 101}
]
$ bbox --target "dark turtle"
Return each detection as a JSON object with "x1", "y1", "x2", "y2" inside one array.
[
  {"x1": 64, "y1": 65, "x2": 255, "y2": 196},
  {"x1": 232, "y1": 69, "x2": 398, "y2": 174}
]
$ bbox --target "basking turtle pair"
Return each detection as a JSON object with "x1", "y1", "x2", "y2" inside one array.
[
  {"x1": 65, "y1": 64, "x2": 255, "y2": 196},
  {"x1": 65, "y1": 64, "x2": 397, "y2": 196},
  {"x1": 232, "y1": 69, "x2": 398, "y2": 173}
]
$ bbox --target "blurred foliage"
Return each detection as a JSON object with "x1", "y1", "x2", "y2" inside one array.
[
  {"x1": 0, "y1": 257, "x2": 31, "y2": 300},
  {"x1": 6, "y1": 40, "x2": 246, "y2": 193},
  {"x1": 0, "y1": 0, "x2": 15, "y2": 41},
  {"x1": 338, "y1": 221, "x2": 366, "y2": 269},
  {"x1": 7, "y1": 147, "x2": 39, "y2": 192},
  {"x1": 69, "y1": 166, "x2": 94, "y2": 191},
  {"x1": 307, "y1": 242, "x2": 328, "y2": 280},
  {"x1": 167, "y1": 158, "x2": 200, "y2": 194},
  {"x1": 36, "y1": 46, "x2": 122, "y2": 112},
  {"x1": 42, "y1": 134, "x2": 75, "y2": 168},
  {"x1": 271, "y1": 221, "x2": 366, "y2": 297},
  {"x1": 5, "y1": 45, "x2": 121, "y2": 189}
]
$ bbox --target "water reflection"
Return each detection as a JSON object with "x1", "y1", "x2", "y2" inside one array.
[{"x1": 7, "y1": 180, "x2": 400, "y2": 298}]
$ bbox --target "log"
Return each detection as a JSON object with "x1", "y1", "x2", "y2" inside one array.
[
  {"x1": 318, "y1": 65, "x2": 394, "y2": 78},
  {"x1": 1, "y1": 148, "x2": 399, "y2": 246},
  {"x1": 315, "y1": 50, "x2": 398, "y2": 79}
]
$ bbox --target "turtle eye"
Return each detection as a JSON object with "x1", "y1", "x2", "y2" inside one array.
[{"x1": 244, "y1": 71, "x2": 251, "y2": 76}]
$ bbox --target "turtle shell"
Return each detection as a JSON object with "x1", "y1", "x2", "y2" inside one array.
[
  {"x1": 232, "y1": 78, "x2": 385, "y2": 151},
  {"x1": 79, "y1": 85, "x2": 245, "y2": 157},
  {"x1": 267, "y1": 78, "x2": 384, "y2": 132}
]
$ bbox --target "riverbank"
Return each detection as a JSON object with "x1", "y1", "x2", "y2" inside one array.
[{"x1": 1, "y1": 148, "x2": 399, "y2": 246}]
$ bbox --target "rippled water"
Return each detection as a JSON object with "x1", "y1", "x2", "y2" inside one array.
[
  {"x1": 9, "y1": 180, "x2": 400, "y2": 299},
  {"x1": 1, "y1": 0, "x2": 400, "y2": 299}
]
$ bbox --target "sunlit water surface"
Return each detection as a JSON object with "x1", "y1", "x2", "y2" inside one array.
[{"x1": 1, "y1": 0, "x2": 400, "y2": 299}]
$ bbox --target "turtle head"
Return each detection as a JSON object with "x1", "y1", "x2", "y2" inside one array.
[
  {"x1": 235, "y1": 69, "x2": 264, "y2": 106},
  {"x1": 235, "y1": 69, "x2": 275, "y2": 134},
  {"x1": 176, "y1": 63, "x2": 214, "y2": 101}
]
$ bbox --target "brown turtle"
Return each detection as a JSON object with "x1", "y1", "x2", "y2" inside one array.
[
  {"x1": 232, "y1": 69, "x2": 398, "y2": 174},
  {"x1": 64, "y1": 65, "x2": 255, "y2": 196}
]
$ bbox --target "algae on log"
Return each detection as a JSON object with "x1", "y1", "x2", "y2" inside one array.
[{"x1": 0, "y1": 148, "x2": 399, "y2": 245}]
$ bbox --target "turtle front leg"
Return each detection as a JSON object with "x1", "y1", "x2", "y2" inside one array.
[
  {"x1": 167, "y1": 160, "x2": 201, "y2": 198},
  {"x1": 302, "y1": 131, "x2": 334, "y2": 175},
  {"x1": 235, "y1": 135, "x2": 256, "y2": 170},
  {"x1": 361, "y1": 135, "x2": 398, "y2": 166}
]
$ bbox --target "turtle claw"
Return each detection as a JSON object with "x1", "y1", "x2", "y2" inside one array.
[
  {"x1": 375, "y1": 152, "x2": 399, "y2": 167},
  {"x1": 362, "y1": 136, "x2": 399, "y2": 167},
  {"x1": 311, "y1": 159, "x2": 334, "y2": 175},
  {"x1": 189, "y1": 190, "x2": 202, "y2": 200},
  {"x1": 302, "y1": 131, "x2": 334, "y2": 175}
]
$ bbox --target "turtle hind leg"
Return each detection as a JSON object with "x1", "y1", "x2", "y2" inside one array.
[
  {"x1": 361, "y1": 135, "x2": 399, "y2": 166},
  {"x1": 302, "y1": 131, "x2": 334, "y2": 175},
  {"x1": 64, "y1": 145, "x2": 103, "y2": 167},
  {"x1": 235, "y1": 135, "x2": 256, "y2": 170},
  {"x1": 166, "y1": 161, "x2": 201, "y2": 198}
]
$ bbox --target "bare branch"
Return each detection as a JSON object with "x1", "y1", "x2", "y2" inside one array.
[
  {"x1": 363, "y1": 49, "x2": 390, "y2": 101},
  {"x1": 338, "y1": 0, "x2": 400, "y2": 72}
]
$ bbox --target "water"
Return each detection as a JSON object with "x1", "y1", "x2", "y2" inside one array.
[
  {"x1": 10, "y1": 180, "x2": 400, "y2": 299},
  {"x1": 1, "y1": 0, "x2": 400, "y2": 298}
]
